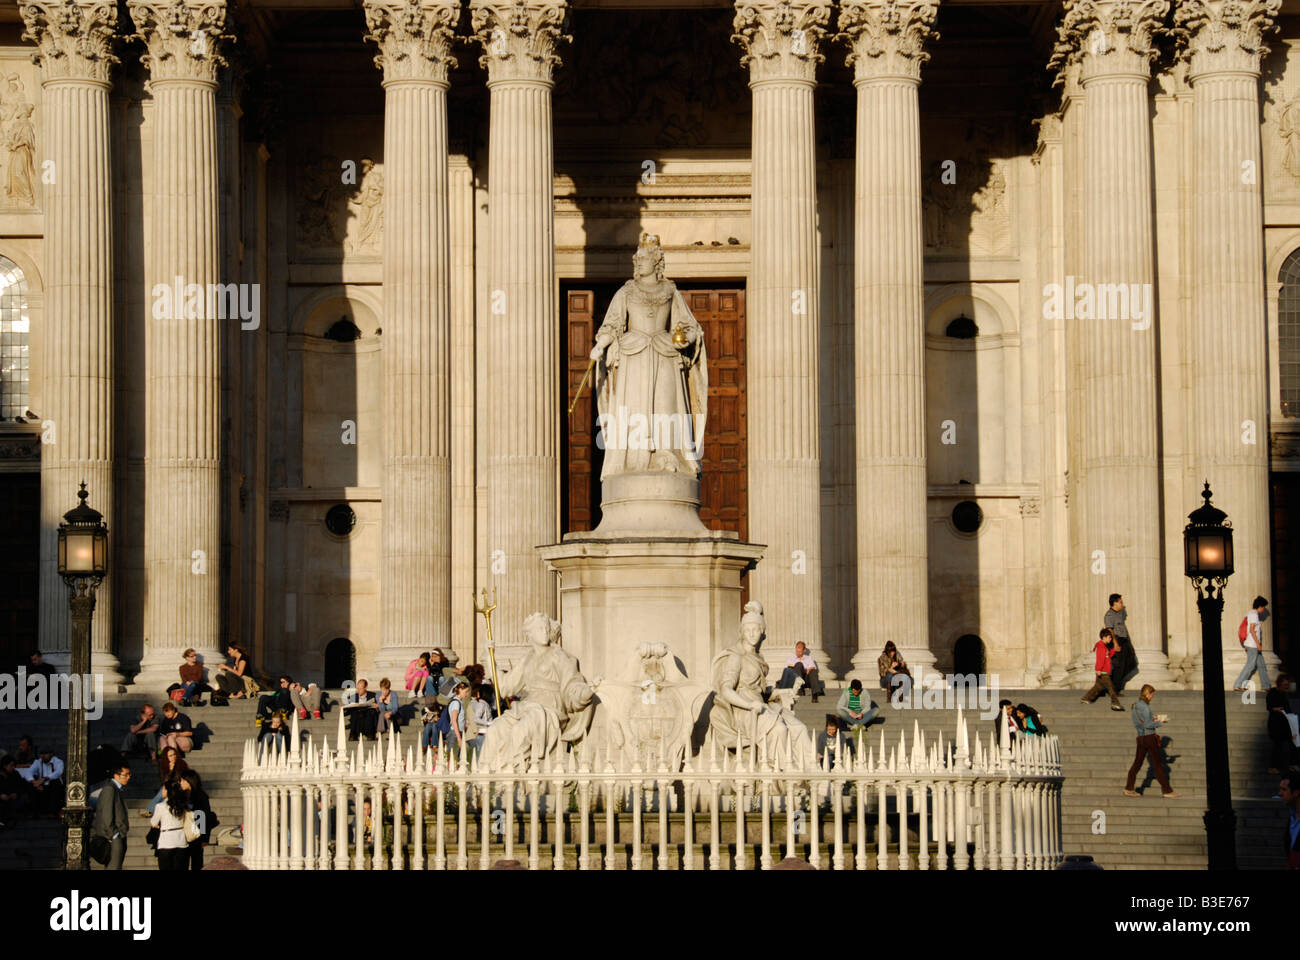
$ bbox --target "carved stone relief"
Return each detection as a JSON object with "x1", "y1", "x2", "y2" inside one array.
[
  {"x1": 921, "y1": 119, "x2": 1014, "y2": 256},
  {"x1": 292, "y1": 139, "x2": 385, "y2": 259},
  {"x1": 0, "y1": 69, "x2": 38, "y2": 210}
]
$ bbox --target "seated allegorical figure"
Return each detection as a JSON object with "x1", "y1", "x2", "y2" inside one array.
[
  {"x1": 708, "y1": 601, "x2": 810, "y2": 770},
  {"x1": 478, "y1": 614, "x2": 596, "y2": 772}
]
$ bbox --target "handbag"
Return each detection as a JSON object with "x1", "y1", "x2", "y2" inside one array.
[
  {"x1": 183, "y1": 809, "x2": 203, "y2": 844},
  {"x1": 88, "y1": 835, "x2": 112, "y2": 866}
]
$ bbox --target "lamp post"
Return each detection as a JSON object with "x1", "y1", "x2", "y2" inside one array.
[
  {"x1": 1183, "y1": 481, "x2": 1236, "y2": 870},
  {"x1": 56, "y1": 481, "x2": 108, "y2": 870}
]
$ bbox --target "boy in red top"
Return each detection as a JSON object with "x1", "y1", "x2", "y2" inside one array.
[{"x1": 1081, "y1": 627, "x2": 1124, "y2": 711}]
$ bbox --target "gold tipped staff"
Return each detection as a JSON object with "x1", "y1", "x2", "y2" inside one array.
[
  {"x1": 568, "y1": 355, "x2": 597, "y2": 421},
  {"x1": 473, "y1": 587, "x2": 503, "y2": 716}
]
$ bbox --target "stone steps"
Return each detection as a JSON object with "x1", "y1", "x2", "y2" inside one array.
[{"x1": 2, "y1": 688, "x2": 1295, "y2": 869}]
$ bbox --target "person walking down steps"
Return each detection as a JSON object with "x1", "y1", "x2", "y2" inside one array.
[
  {"x1": 1123, "y1": 684, "x2": 1181, "y2": 799},
  {"x1": 1082, "y1": 628, "x2": 1124, "y2": 711}
]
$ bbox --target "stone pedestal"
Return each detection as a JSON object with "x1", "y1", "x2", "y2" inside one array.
[
  {"x1": 591, "y1": 472, "x2": 708, "y2": 538},
  {"x1": 537, "y1": 536, "x2": 764, "y2": 686}
]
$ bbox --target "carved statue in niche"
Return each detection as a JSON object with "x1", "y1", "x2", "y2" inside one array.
[
  {"x1": 1, "y1": 74, "x2": 36, "y2": 207},
  {"x1": 347, "y1": 158, "x2": 383, "y2": 252},
  {"x1": 1278, "y1": 92, "x2": 1300, "y2": 179}
]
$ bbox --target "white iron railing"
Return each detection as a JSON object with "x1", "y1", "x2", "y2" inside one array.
[{"x1": 240, "y1": 709, "x2": 1063, "y2": 870}]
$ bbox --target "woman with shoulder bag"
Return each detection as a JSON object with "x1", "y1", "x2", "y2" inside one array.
[
  {"x1": 179, "y1": 770, "x2": 214, "y2": 870},
  {"x1": 150, "y1": 780, "x2": 192, "y2": 870}
]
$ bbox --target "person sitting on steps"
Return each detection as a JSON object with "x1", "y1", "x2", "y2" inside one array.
[{"x1": 776, "y1": 641, "x2": 825, "y2": 702}]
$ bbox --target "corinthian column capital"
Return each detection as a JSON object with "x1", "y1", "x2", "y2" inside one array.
[
  {"x1": 469, "y1": 0, "x2": 569, "y2": 84},
  {"x1": 732, "y1": 0, "x2": 832, "y2": 84},
  {"x1": 20, "y1": 0, "x2": 120, "y2": 85},
  {"x1": 837, "y1": 0, "x2": 938, "y2": 83},
  {"x1": 127, "y1": 0, "x2": 228, "y2": 85},
  {"x1": 1173, "y1": 0, "x2": 1280, "y2": 79},
  {"x1": 363, "y1": 0, "x2": 461, "y2": 85},
  {"x1": 1049, "y1": 0, "x2": 1169, "y2": 83}
]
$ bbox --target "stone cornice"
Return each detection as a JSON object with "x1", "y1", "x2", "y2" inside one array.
[
  {"x1": 732, "y1": 0, "x2": 832, "y2": 85},
  {"x1": 20, "y1": 0, "x2": 120, "y2": 85},
  {"x1": 837, "y1": 0, "x2": 938, "y2": 84},
  {"x1": 469, "y1": 0, "x2": 569, "y2": 85},
  {"x1": 127, "y1": 0, "x2": 229, "y2": 86},
  {"x1": 1173, "y1": 0, "x2": 1280, "y2": 80},
  {"x1": 1049, "y1": 0, "x2": 1170, "y2": 84},
  {"x1": 363, "y1": 0, "x2": 461, "y2": 85}
]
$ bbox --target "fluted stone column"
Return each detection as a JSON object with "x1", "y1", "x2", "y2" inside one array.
[
  {"x1": 471, "y1": 0, "x2": 568, "y2": 639},
  {"x1": 733, "y1": 0, "x2": 831, "y2": 672},
  {"x1": 22, "y1": 0, "x2": 123, "y2": 681},
  {"x1": 1175, "y1": 0, "x2": 1279, "y2": 684},
  {"x1": 362, "y1": 0, "x2": 460, "y2": 672},
  {"x1": 1055, "y1": 0, "x2": 1172, "y2": 682},
  {"x1": 840, "y1": 1, "x2": 937, "y2": 678},
  {"x1": 131, "y1": 0, "x2": 228, "y2": 686}
]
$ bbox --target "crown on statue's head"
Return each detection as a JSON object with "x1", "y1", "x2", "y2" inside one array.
[{"x1": 638, "y1": 232, "x2": 662, "y2": 250}]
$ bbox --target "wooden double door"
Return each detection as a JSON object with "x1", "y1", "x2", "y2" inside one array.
[{"x1": 563, "y1": 283, "x2": 747, "y2": 540}]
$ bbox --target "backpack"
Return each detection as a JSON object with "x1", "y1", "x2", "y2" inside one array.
[
  {"x1": 1238, "y1": 617, "x2": 1249, "y2": 644},
  {"x1": 436, "y1": 700, "x2": 456, "y2": 737}
]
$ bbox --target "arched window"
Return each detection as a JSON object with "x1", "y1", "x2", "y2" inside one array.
[
  {"x1": 0, "y1": 256, "x2": 30, "y2": 421},
  {"x1": 1280, "y1": 249, "x2": 1300, "y2": 418}
]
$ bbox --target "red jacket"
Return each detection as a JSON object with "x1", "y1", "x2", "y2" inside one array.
[{"x1": 1093, "y1": 640, "x2": 1114, "y2": 674}]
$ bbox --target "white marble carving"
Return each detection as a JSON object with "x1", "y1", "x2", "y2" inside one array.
[
  {"x1": 590, "y1": 233, "x2": 708, "y2": 478},
  {"x1": 591, "y1": 641, "x2": 711, "y2": 771},
  {"x1": 707, "y1": 601, "x2": 810, "y2": 770},
  {"x1": 479, "y1": 613, "x2": 596, "y2": 770}
]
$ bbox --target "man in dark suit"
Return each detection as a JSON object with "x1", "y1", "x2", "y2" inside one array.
[
  {"x1": 92, "y1": 761, "x2": 131, "y2": 869},
  {"x1": 1282, "y1": 774, "x2": 1300, "y2": 870}
]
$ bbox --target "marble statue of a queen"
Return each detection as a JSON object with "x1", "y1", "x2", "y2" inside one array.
[{"x1": 590, "y1": 234, "x2": 708, "y2": 477}]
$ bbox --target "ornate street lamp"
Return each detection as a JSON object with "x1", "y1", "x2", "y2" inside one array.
[
  {"x1": 56, "y1": 482, "x2": 107, "y2": 870},
  {"x1": 1183, "y1": 481, "x2": 1236, "y2": 870}
]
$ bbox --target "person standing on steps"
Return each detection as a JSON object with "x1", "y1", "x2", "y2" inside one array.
[
  {"x1": 1104, "y1": 593, "x2": 1129, "y2": 662},
  {"x1": 1234, "y1": 596, "x2": 1271, "y2": 692},
  {"x1": 1123, "y1": 684, "x2": 1180, "y2": 798},
  {"x1": 92, "y1": 761, "x2": 131, "y2": 869},
  {"x1": 1082, "y1": 628, "x2": 1124, "y2": 711}
]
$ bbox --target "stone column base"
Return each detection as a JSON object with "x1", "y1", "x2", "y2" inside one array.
[{"x1": 537, "y1": 535, "x2": 765, "y2": 685}]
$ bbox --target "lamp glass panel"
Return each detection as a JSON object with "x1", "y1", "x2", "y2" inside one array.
[
  {"x1": 1197, "y1": 534, "x2": 1226, "y2": 574},
  {"x1": 93, "y1": 533, "x2": 107, "y2": 574},
  {"x1": 64, "y1": 532, "x2": 96, "y2": 574}
]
